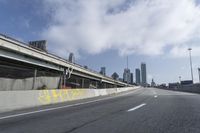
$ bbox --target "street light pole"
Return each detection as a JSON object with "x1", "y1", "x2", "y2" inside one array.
[
  {"x1": 179, "y1": 76, "x2": 181, "y2": 83},
  {"x1": 126, "y1": 56, "x2": 129, "y2": 85},
  {"x1": 198, "y1": 68, "x2": 200, "y2": 83},
  {"x1": 188, "y1": 48, "x2": 194, "y2": 83},
  {"x1": 126, "y1": 56, "x2": 129, "y2": 69}
]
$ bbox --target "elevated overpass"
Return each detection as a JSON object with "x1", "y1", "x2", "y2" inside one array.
[{"x1": 0, "y1": 34, "x2": 129, "y2": 90}]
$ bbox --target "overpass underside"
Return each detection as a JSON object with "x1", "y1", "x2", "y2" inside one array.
[
  {"x1": 0, "y1": 34, "x2": 128, "y2": 91},
  {"x1": 0, "y1": 57, "x2": 118, "y2": 91}
]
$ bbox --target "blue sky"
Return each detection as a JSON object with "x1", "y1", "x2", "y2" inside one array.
[{"x1": 1, "y1": 0, "x2": 200, "y2": 84}]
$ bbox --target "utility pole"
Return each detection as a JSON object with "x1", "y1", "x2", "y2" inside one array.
[
  {"x1": 198, "y1": 68, "x2": 200, "y2": 83},
  {"x1": 188, "y1": 48, "x2": 194, "y2": 83},
  {"x1": 126, "y1": 56, "x2": 129, "y2": 86},
  {"x1": 179, "y1": 76, "x2": 181, "y2": 83},
  {"x1": 126, "y1": 56, "x2": 129, "y2": 69}
]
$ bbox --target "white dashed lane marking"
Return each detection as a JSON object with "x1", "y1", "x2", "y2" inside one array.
[{"x1": 127, "y1": 103, "x2": 146, "y2": 112}]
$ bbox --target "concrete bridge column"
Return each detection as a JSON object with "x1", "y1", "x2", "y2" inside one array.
[
  {"x1": 81, "y1": 78, "x2": 85, "y2": 88},
  {"x1": 103, "y1": 83, "x2": 107, "y2": 88},
  {"x1": 96, "y1": 81, "x2": 98, "y2": 89},
  {"x1": 84, "y1": 79, "x2": 90, "y2": 88},
  {"x1": 32, "y1": 69, "x2": 37, "y2": 90}
]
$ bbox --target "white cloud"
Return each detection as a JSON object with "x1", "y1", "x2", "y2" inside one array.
[
  {"x1": 169, "y1": 45, "x2": 200, "y2": 58},
  {"x1": 41, "y1": 0, "x2": 200, "y2": 57}
]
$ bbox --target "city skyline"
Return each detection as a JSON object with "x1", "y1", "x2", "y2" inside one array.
[{"x1": 1, "y1": 0, "x2": 200, "y2": 84}]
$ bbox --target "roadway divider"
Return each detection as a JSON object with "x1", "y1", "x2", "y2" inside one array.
[{"x1": 0, "y1": 87, "x2": 139, "y2": 113}]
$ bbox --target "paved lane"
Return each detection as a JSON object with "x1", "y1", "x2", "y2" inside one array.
[{"x1": 0, "y1": 87, "x2": 200, "y2": 133}]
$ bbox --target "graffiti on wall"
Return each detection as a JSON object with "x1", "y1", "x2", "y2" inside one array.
[{"x1": 38, "y1": 89, "x2": 85, "y2": 104}]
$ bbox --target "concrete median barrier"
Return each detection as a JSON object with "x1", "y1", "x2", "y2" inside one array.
[{"x1": 0, "y1": 87, "x2": 139, "y2": 113}]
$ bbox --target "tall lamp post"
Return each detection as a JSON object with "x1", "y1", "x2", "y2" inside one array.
[
  {"x1": 126, "y1": 56, "x2": 129, "y2": 86},
  {"x1": 188, "y1": 48, "x2": 194, "y2": 83},
  {"x1": 179, "y1": 76, "x2": 181, "y2": 83},
  {"x1": 198, "y1": 68, "x2": 200, "y2": 83}
]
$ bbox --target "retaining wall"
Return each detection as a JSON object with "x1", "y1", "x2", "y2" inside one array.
[
  {"x1": 177, "y1": 84, "x2": 200, "y2": 93},
  {"x1": 0, "y1": 87, "x2": 139, "y2": 113}
]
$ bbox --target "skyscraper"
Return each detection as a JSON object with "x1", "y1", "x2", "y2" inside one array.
[
  {"x1": 100, "y1": 67, "x2": 106, "y2": 76},
  {"x1": 135, "y1": 68, "x2": 141, "y2": 85},
  {"x1": 123, "y1": 68, "x2": 131, "y2": 83},
  {"x1": 130, "y1": 73, "x2": 134, "y2": 84},
  {"x1": 112, "y1": 72, "x2": 119, "y2": 80},
  {"x1": 69, "y1": 53, "x2": 75, "y2": 63},
  {"x1": 141, "y1": 63, "x2": 147, "y2": 86}
]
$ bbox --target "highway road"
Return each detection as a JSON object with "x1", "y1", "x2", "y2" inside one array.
[{"x1": 0, "y1": 87, "x2": 200, "y2": 133}]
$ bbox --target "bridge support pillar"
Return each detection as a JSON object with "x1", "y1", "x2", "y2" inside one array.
[
  {"x1": 32, "y1": 69, "x2": 37, "y2": 90},
  {"x1": 103, "y1": 83, "x2": 106, "y2": 88},
  {"x1": 81, "y1": 78, "x2": 85, "y2": 88},
  {"x1": 63, "y1": 69, "x2": 66, "y2": 89},
  {"x1": 96, "y1": 81, "x2": 98, "y2": 89}
]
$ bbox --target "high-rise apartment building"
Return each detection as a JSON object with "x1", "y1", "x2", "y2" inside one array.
[
  {"x1": 123, "y1": 68, "x2": 131, "y2": 83},
  {"x1": 141, "y1": 63, "x2": 147, "y2": 86},
  {"x1": 100, "y1": 67, "x2": 106, "y2": 76},
  {"x1": 135, "y1": 68, "x2": 141, "y2": 85}
]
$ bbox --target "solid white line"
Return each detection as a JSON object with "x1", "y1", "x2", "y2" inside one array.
[
  {"x1": 127, "y1": 103, "x2": 146, "y2": 112},
  {"x1": 0, "y1": 89, "x2": 140, "y2": 120}
]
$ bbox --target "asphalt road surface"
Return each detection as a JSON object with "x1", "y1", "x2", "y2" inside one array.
[{"x1": 0, "y1": 87, "x2": 200, "y2": 133}]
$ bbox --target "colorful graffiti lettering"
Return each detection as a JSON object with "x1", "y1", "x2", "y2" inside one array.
[{"x1": 38, "y1": 89, "x2": 85, "y2": 104}]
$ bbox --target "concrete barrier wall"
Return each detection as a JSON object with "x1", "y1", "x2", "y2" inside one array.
[
  {"x1": 0, "y1": 87, "x2": 139, "y2": 113},
  {"x1": 177, "y1": 84, "x2": 200, "y2": 93}
]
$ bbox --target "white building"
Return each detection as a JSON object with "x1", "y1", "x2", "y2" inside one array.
[{"x1": 123, "y1": 68, "x2": 131, "y2": 84}]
